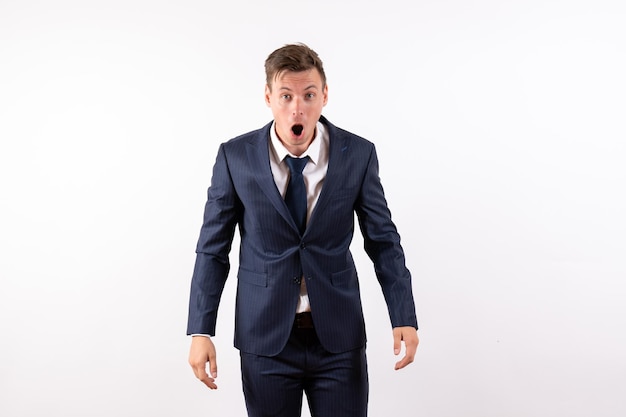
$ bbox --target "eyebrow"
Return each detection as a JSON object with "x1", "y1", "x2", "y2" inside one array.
[{"x1": 278, "y1": 85, "x2": 319, "y2": 91}]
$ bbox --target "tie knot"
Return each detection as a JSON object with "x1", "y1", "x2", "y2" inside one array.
[{"x1": 285, "y1": 156, "x2": 309, "y2": 175}]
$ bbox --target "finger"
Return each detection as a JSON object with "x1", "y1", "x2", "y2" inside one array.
[
  {"x1": 199, "y1": 375, "x2": 218, "y2": 390},
  {"x1": 394, "y1": 344, "x2": 415, "y2": 370},
  {"x1": 191, "y1": 362, "x2": 218, "y2": 390},
  {"x1": 394, "y1": 336, "x2": 418, "y2": 370},
  {"x1": 394, "y1": 354, "x2": 413, "y2": 370},
  {"x1": 208, "y1": 352, "x2": 218, "y2": 379},
  {"x1": 393, "y1": 330, "x2": 402, "y2": 355}
]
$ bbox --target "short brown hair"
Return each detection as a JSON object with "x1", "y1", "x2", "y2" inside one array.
[{"x1": 265, "y1": 43, "x2": 326, "y2": 90}]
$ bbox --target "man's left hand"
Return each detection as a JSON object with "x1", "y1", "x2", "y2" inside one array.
[{"x1": 392, "y1": 326, "x2": 419, "y2": 370}]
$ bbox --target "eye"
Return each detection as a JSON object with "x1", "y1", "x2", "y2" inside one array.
[
  {"x1": 281, "y1": 94, "x2": 291, "y2": 100},
  {"x1": 305, "y1": 93, "x2": 315, "y2": 99}
]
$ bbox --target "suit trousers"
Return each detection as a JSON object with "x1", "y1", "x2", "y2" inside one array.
[{"x1": 240, "y1": 319, "x2": 369, "y2": 417}]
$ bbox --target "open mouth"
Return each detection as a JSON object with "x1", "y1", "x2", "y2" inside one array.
[{"x1": 291, "y1": 124, "x2": 304, "y2": 136}]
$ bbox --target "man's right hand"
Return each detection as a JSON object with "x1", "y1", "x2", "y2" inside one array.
[{"x1": 189, "y1": 335, "x2": 218, "y2": 389}]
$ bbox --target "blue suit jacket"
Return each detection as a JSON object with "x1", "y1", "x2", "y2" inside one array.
[{"x1": 187, "y1": 116, "x2": 417, "y2": 356}]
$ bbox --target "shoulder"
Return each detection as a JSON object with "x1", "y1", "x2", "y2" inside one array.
[{"x1": 320, "y1": 115, "x2": 376, "y2": 154}]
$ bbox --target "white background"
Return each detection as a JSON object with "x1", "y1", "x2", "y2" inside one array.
[{"x1": 1, "y1": 1, "x2": 625, "y2": 416}]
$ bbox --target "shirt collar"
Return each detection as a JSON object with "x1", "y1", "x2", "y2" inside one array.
[{"x1": 269, "y1": 121, "x2": 325, "y2": 165}]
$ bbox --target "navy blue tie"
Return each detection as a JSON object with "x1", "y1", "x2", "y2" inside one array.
[{"x1": 284, "y1": 156, "x2": 309, "y2": 234}]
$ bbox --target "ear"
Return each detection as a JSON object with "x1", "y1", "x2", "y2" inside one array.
[
  {"x1": 322, "y1": 84, "x2": 328, "y2": 106},
  {"x1": 264, "y1": 84, "x2": 272, "y2": 107}
]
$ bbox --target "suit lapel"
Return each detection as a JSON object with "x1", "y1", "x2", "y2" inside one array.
[
  {"x1": 307, "y1": 118, "x2": 349, "y2": 231},
  {"x1": 245, "y1": 123, "x2": 298, "y2": 232}
]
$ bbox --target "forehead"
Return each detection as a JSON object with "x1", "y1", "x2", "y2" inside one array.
[{"x1": 272, "y1": 69, "x2": 323, "y2": 89}]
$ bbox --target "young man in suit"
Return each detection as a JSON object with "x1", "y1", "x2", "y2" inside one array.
[{"x1": 188, "y1": 43, "x2": 419, "y2": 417}]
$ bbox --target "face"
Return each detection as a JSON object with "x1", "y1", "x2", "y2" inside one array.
[{"x1": 265, "y1": 69, "x2": 328, "y2": 156}]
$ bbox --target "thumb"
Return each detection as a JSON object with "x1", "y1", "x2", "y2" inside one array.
[
  {"x1": 393, "y1": 329, "x2": 402, "y2": 355},
  {"x1": 208, "y1": 351, "x2": 218, "y2": 378}
]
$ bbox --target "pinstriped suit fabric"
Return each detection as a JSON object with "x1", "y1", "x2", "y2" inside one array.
[{"x1": 187, "y1": 116, "x2": 417, "y2": 357}]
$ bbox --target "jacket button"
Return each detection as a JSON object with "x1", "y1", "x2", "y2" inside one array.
[{"x1": 293, "y1": 277, "x2": 301, "y2": 284}]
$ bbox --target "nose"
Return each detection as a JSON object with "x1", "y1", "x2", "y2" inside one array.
[{"x1": 291, "y1": 98, "x2": 304, "y2": 116}]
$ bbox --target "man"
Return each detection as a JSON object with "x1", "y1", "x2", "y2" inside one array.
[{"x1": 188, "y1": 43, "x2": 418, "y2": 417}]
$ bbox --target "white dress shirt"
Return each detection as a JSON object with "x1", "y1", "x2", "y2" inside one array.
[{"x1": 268, "y1": 121, "x2": 330, "y2": 313}]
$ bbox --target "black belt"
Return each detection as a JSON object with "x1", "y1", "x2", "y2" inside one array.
[{"x1": 294, "y1": 312, "x2": 314, "y2": 329}]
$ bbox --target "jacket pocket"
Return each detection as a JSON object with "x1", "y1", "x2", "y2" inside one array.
[
  {"x1": 237, "y1": 267, "x2": 267, "y2": 287},
  {"x1": 330, "y1": 267, "x2": 357, "y2": 287}
]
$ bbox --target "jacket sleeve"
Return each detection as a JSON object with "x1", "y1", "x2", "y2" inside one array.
[
  {"x1": 186, "y1": 144, "x2": 241, "y2": 335},
  {"x1": 355, "y1": 144, "x2": 418, "y2": 329}
]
